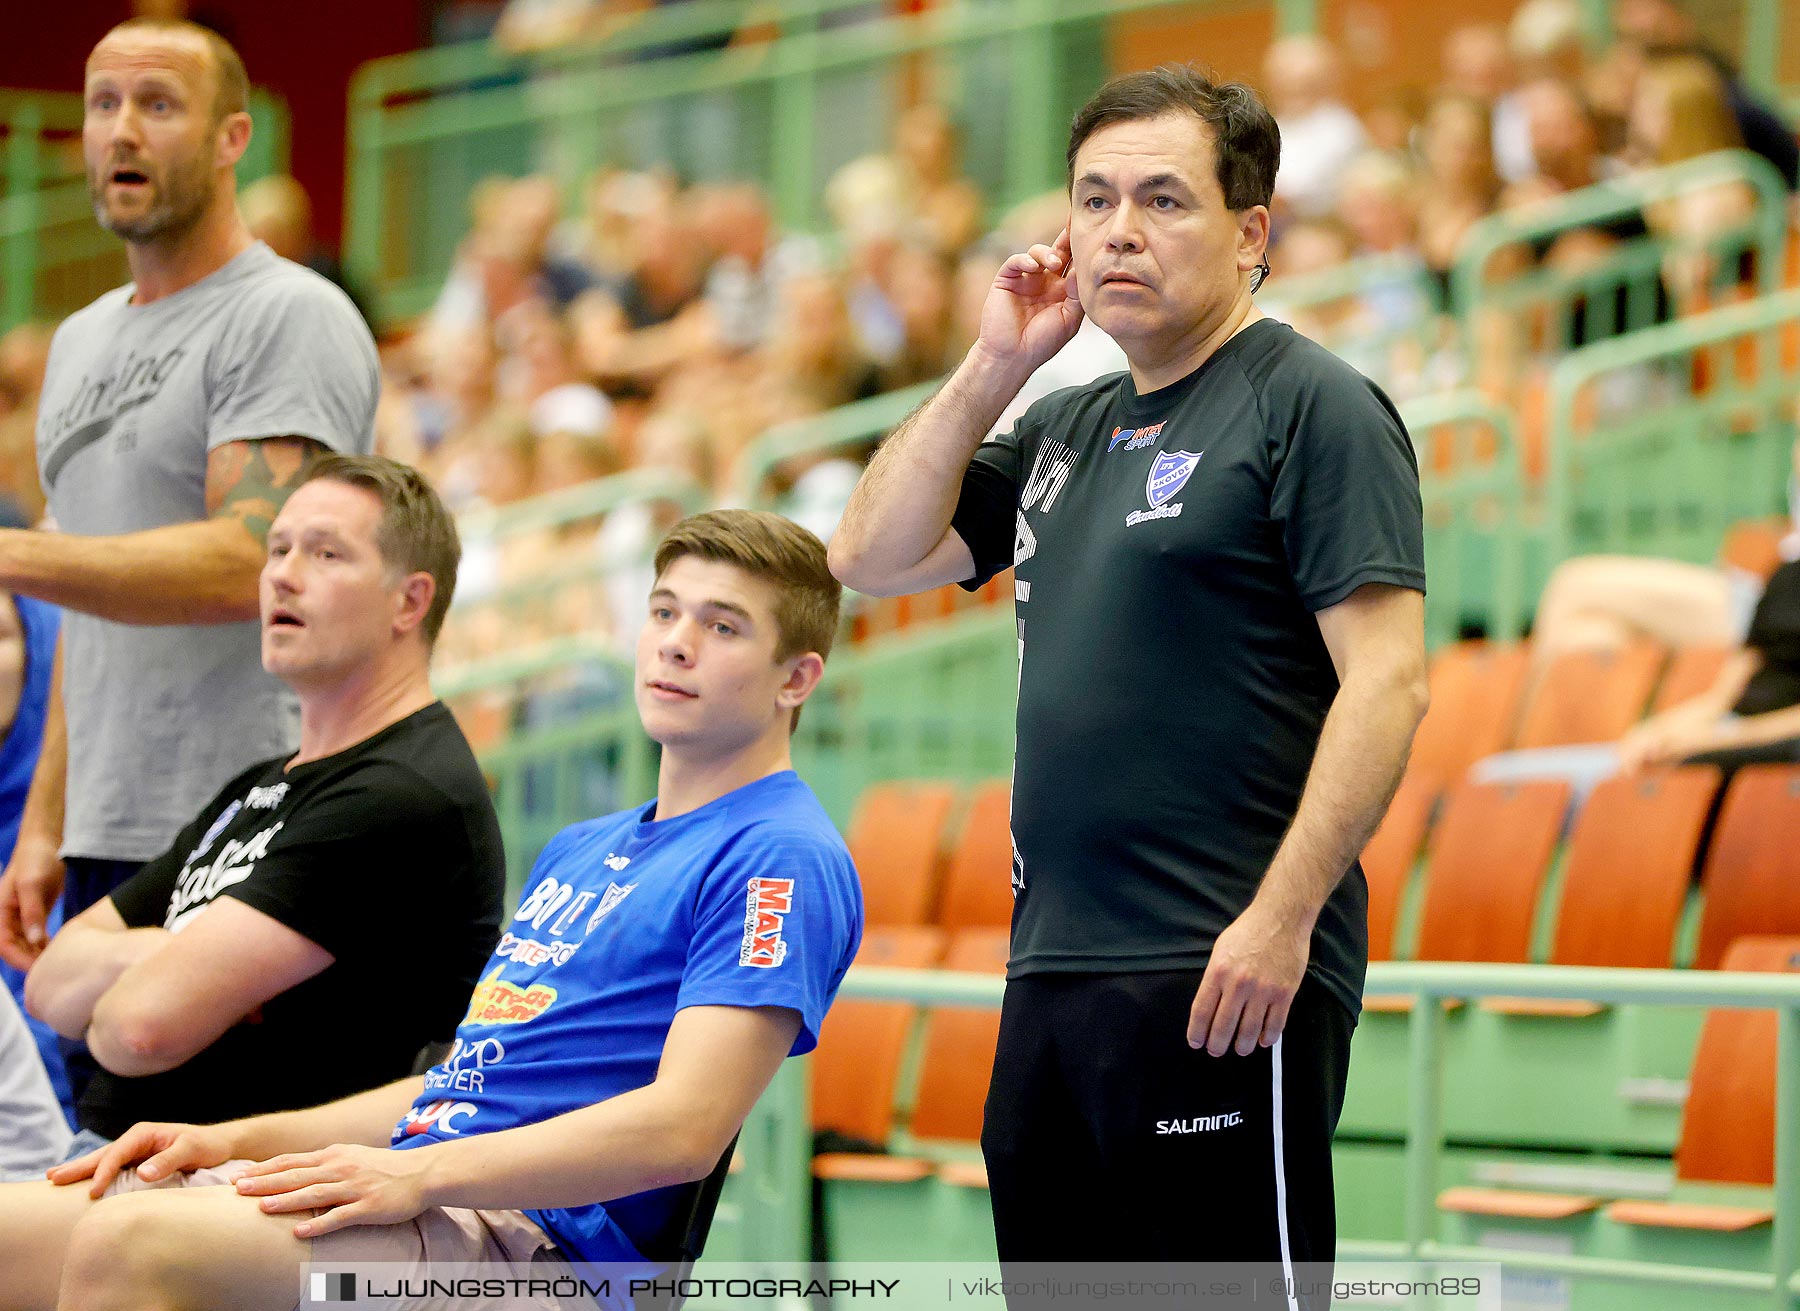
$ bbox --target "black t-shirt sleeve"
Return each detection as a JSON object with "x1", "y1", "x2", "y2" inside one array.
[
  {"x1": 1267, "y1": 366, "x2": 1426, "y2": 611},
  {"x1": 221, "y1": 765, "x2": 461, "y2": 960},
  {"x1": 949, "y1": 425, "x2": 1026, "y2": 590},
  {"x1": 108, "y1": 762, "x2": 268, "y2": 929}
]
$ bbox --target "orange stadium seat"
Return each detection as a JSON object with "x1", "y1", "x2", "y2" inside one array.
[
  {"x1": 908, "y1": 929, "x2": 1009, "y2": 1144},
  {"x1": 936, "y1": 781, "x2": 1015, "y2": 932},
  {"x1": 845, "y1": 782, "x2": 957, "y2": 927},
  {"x1": 1693, "y1": 766, "x2": 1800, "y2": 971},
  {"x1": 1549, "y1": 767, "x2": 1719, "y2": 969},
  {"x1": 1445, "y1": 935, "x2": 1800, "y2": 1227},
  {"x1": 811, "y1": 926, "x2": 946, "y2": 1149},
  {"x1": 1410, "y1": 642, "x2": 1532, "y2": 785},
  {"x1": 1653, "y1": 645, "x2": 1733, "y2": 713},
  {"x1": 1513, "y1": 641, "x2": 1665, "y2": 748},
  {"x1": 1604, "y1": 936, "x2": 1800, "y2": 1230},
  {"x1": 1719, "y1": 518, "x2": 1790, "y2": 583},
  {"x1": 1361, "y1": 772, "x2": 1439, "y2": 961},
  {"x1": 1411, "y1": 779, "x2": 1570, "y2": 964}
]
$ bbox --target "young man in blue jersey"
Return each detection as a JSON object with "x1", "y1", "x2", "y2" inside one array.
[{"x1": 0, "y1": 508, "x2": 863, "y2": 1311}]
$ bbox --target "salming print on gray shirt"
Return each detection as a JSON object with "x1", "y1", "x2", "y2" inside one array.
[{"x1": 35, "y1": 242, "x2": 378, "y2": 862}]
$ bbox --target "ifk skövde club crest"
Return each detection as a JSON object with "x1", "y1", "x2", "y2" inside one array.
[{"x1": 1146, "y1": 450, "x2": 1203, "y2": 508}]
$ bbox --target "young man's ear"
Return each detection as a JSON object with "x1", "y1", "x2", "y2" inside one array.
[
  {"x1": 776, "y1": 652, "x2": 826, "y2": 713},
  {"x1": 394, "y1": 572, "x2": 437, "y2": 638}
]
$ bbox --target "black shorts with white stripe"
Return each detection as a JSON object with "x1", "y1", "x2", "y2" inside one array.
[{"x1": 980, "y1": 969, "x2": 1355, "y2": 1308}]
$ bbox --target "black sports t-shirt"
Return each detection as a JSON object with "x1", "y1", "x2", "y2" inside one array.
[
  {"x1": 1735, "y1": 560, "x2": 1800, "y2": 717},
  {"x1": 950, "y1": 318, "x2": 1425, "y2": 1019},
  {"x1": 88, "y1": 702, "x2": 505, "y2": 1138}
]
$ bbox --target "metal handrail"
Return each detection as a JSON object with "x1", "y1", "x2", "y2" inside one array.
[
  {"x1": 1450, "y1": 150, "x2": 1790, "y2": 324},
  {"x1": 832, "y1": 960, "x2": 1800, "y2": 1308}
]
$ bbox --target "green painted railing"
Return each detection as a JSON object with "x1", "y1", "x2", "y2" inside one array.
[
  {"x1": 1543, "y1": 287, "x2": 1800, "y2": 569},
  {"x1": 0, "y1": 88, "x2": 290, "y2": 329},
  {"x1": 1450, "y1": 150, "x2": 1789, "y2": 370},
  {"x1": 1259, "y1": 252, "x2": 1444, "y2": 396},
  {"x1": 1407, "y1": 390, "x2": 1534, "y2": 647},
  {"x1": 816, "y1": 960, "x2": 1800, "y2": 1306}
]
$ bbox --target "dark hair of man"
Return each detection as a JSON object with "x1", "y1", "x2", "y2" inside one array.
[
  {"x1": 107, "y1": 17, "x2": 250, "y2": 123},
  {"x1": 1066, "y1": 64, "x2": 1281, "y2": 212},
  {"x1": 300, "y1": 454, "x2": 461, "y2": 645}
]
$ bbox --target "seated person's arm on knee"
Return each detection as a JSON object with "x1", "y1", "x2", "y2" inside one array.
[
  {"x1": 86, "y1": 897, "x2": 332, "y2": 1077},
  {"x1": 410, "y1": 1004, "x2": 800, "y2": 1212},
  {"x1": 23, "y1": 899, "x2": 169, "y2": 1039}
]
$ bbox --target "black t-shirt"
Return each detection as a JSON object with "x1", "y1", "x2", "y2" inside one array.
[
  {"x1": 87, "y1": 702, "x2": 505, "y2": 1137},
  {"x1": 950, "y1": 318, "x2": 1425, "y2": 1018},
  {"x1": 1735, "y1": 560, "x2": 1800, "y2": 717}
]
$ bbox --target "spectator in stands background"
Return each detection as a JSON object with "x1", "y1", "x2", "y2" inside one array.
[
  {"x1": 1612, "y1": 0, "x2": 1799, "y2": 189},
  {"x1": 1415, "y1": 94, "x2": 1503, "y2": 297},
  {"x1": 0, "y1": 18, "x2": 379, "y2": 1131},
  {"x1": 0, "y1": 326, "x2": 53, "y2": 525},
  {"x1": 1442, "y1": 23, "x2": 1531, "y2": 187},
  {"x1": 23, "y1": 456, "x2": 503, "y2": 1150},
  {"x1": 1263, "y1": 34, "x2": 1366, "y2": 221},
  {"x1": 0, "y1": 585, "x2": 67, "y2": 1130},
  {"x1": 1626, "y1": 53, "x2": 1759, "y2": 304},
  {"x1": 0, "y1": 510, "x2": 861, "y2": 1311}
]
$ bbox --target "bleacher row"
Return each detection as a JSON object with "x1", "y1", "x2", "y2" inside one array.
[{"x1": 802, "y1": 621, "x2": 1800, "y2": 1265}]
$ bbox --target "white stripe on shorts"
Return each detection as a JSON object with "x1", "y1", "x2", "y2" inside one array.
[{"x1": 1272, "y1": 1034, "x2": 1299, "y2": 1311}]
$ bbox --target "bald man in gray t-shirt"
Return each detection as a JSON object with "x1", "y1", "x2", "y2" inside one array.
[{"x1": 0, "y1": 20, "x2": 377, "y2": 1053}]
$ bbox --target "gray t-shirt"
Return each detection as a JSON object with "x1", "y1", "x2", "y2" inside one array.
[{"x1": 36, "y1": 243, "x2": 378, "y2": 861}]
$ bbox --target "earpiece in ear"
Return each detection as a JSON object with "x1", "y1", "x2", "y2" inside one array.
[{"x1": 1249, "y1": 259, "x2": 1272, "y2": 294}]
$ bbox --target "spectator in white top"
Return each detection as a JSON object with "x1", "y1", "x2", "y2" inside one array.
[{"x1": 1264, "y1": 35, "x2": 1367, "y2": 220}]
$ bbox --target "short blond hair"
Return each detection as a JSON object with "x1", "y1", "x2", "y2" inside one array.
[{"x1": 104, "y1": 18, "x2": 249, "y2": 123}]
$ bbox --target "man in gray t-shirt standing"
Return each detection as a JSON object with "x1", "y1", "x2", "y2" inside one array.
[{"x1": 0, "y1": 17, "x2": 377, "y2": 1058}]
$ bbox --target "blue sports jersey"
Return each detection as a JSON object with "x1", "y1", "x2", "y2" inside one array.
[{"x1": 392, "y1": 770, "x2": 862, "y2": 1264}]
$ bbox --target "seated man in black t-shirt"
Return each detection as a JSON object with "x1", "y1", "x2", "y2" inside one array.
[{"x1": 21, "y1": 455, "x2": 504, "y2": 1146}]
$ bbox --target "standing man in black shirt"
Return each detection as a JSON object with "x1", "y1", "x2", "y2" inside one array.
[
  {"x1": 831, "y1": 66, "x2": 1428, "y2": 1292},
  {"x1": 23, "y1": 455, "x2": 504, "y2": 1146}
]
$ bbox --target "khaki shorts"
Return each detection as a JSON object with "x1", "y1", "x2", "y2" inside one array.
[{"x1": 105, "y1": 1160, "x2": 576, "y2": 1308}]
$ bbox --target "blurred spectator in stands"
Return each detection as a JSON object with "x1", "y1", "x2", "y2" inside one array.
[
  {"x1": 239, "y1": 175, "x2": 371, "y2": 326},
  {"x1": 555, "y1": 168, "x2": 673, "y2": 292},
  {"x1": 1613, "y1": 0, "x2": 1798, "y2": 189},
  {"x1": 1475, "y1": 560, "x2": 1800, "y2": 797},
  {"x1": 826, "y1": 103, "x2": 984, "y2": 258},
  {"x1": 570, "y1": 192, "x2": 710, "y2": 394},
  {"x1": 1627, "y1": 53, "x2": 1758, "y2": 303},
  {"x1": 1364, "y1": 87, "x2": 1426, "y2": 156},
  {"x1": 0, "y1": 584, "x2": 67, "y2": 1138},
  {"x1": 1264, "y1": 35, "x2": 1367, "y2": 220},
  {"x1": 1509, "y1": 0, "x2": 1586, "y2": 87},
  {"x1": 1507, "y1": 77, "x2": 1621, "y2": 205},
  {"x1": 1415, "y1": 94, "x2": 1502, "y2": 294},
  {"x1": 1443, "y1": 24, "x2": 1531, "y2": 185},
  {"x1": 0, "y1": 326, "x2": 52, "y2": 525},
  {"x1": 433, "y1": 175, "x2": 594, "y2": 331},
  {"x1": 892, "y1": 104, "x2": 983, "y2": 257},
  {"x1": 694, "y1": 183, "x2": 787, "y2": 354},
  {"x1": 765, "y1": 271, "x2": 878, "y2": 412},
  {"x1": 394, "y1": 325, "x2": 502, "y2": 464}
]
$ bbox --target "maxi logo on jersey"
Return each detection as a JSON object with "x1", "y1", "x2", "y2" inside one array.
[
  {"x1": 1107, "y1": 420, "x2": 1165, "y2": 453},
  {"x1": 1127, "y1": 450, "x2": 1204, "y2": 527},
  {"x1": 740, "y1": 876, "x2": 795, "y2": 968}
]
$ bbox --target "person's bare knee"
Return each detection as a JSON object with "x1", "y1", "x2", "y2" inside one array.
[
  {"x1": 58, "y1": 1186, "x2": 307, "y2": 1311},
  {"x1": 0, "y1": 1180, "x2": 100, "y2": 1311}
]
